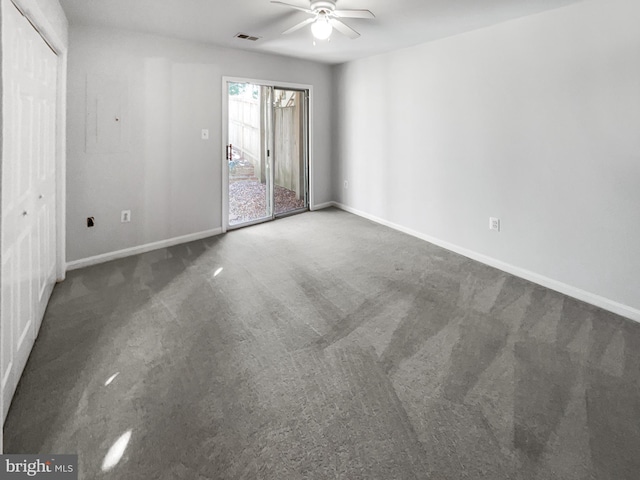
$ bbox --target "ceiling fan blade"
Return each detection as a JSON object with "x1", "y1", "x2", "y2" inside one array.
[
  {"x1": 329, "y1": 18, "x2": 360, "y2": 39},
  {"x1": 333, "y1": 9, "x2": 375, "y2": 19},
  {"x1": 270, "y1": 1, "x2": 313, "y2": 14},
  {"x1": 282, "y1": 17, "x2": 315, "y2": 35}
]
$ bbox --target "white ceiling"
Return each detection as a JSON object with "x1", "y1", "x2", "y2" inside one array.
[{"x1": 58, "y1": 0, "x2": 582, "y2": 65}]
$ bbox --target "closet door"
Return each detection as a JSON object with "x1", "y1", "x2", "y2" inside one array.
[{"x1": 1, "y1": 0, "x2": 58, "y2": 422}]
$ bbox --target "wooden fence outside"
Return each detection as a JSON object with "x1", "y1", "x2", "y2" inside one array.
[
  {"x1": 228, "y1": 95, "x2": 261, "y2": 166},
  {"x1": 229, "y1": 92, "x2": 304, "y2": 199}
]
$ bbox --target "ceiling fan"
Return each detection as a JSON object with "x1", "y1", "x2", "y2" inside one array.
[{"x1": 271, "y1": 0, "x2": 375, "y2": 40}]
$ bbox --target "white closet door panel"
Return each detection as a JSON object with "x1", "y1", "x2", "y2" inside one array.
[
  {"x1": 1, "y1": 0, "x2": 58, "y2": 423},
  {"x1": 1, "y1": 249, "x2": 17, "y2": 421},
  {"x1": 15, "y1": 231, "x2": 34, "y2": 369}
]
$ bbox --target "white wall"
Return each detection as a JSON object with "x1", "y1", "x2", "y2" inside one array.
[
  {"x1": 67, "y1": 26, "x2": 333, "y2": 263},
  {"x1": 333, "y1": 0, "x2": 640, "y2": 317}
]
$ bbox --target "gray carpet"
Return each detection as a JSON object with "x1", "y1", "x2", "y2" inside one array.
[{"x1": 4, "y1": 208, "x2": 640, "y2": 479}]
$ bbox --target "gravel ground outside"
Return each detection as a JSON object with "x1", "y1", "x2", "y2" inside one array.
[{"x1": 229, "y1": 181, "x2": 305, "y2": 226}]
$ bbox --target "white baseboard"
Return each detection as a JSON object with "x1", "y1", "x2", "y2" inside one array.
[
  {"x1": 66, "y1": 228, "x2": 223, "y2": 271},
  {"x1": 333, "y1": 202, "x2": 640, "y2": 323},
  {"x1": 311, "y1": 201, "x2": 336, "y2": 211}
]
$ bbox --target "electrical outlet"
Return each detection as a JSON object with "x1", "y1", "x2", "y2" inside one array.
[
  {"x1": 489, "y1": 217, "x2": 500, "y2": 232},
  {"x1": 121, "y1": 210, "x2": 131, "y2": 223},
  {"x1": 344, "y1": 180, "x2": 349, "y2": 189}
]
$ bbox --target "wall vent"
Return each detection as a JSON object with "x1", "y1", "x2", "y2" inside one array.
[{"x1": 234, "y1": 33, "x2": 261, "y2": 41}]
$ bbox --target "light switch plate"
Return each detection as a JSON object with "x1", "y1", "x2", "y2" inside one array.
[{"x1": 201, "y1": 129, "x2": 209, "y2": 140}]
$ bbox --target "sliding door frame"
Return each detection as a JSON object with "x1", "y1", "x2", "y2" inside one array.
[
  {"x1": 221, "y1": 76, "x2": 314, "y2": 233},
  {"x1": 273, "y1": 86, "x2": 309, "y2": 220}
]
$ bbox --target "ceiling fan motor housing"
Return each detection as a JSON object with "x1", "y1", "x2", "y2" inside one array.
[{"x1": 310, "y1": 1, "x2": 336, "y2": 13}]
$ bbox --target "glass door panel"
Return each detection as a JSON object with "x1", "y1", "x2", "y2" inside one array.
[
  {"x1": 227, "y1": 82, "x2": 272, "y2": 227},
  {"x1": 273, "y1": 89, "x2": 308, "y2": 216}
]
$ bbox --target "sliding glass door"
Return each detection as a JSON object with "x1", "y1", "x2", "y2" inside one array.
[
  {"x1": 227, "y1": 83, "x2": 273, "y2": 226},
  {"x1": 226, "y1": 81, "x2": 308, "y2": 229},
  {"x1": 273, "y1": 89, "x2": 308, "y2": 216}
]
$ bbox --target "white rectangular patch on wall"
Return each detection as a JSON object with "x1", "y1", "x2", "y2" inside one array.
[{"x1": 85, "y1": 74, "x2": 130, "y2": 154}]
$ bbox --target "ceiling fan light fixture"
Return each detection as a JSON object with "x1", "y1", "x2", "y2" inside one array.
[{"x1": 311, "y1": 14, "x2": 332, "y2": 40}]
